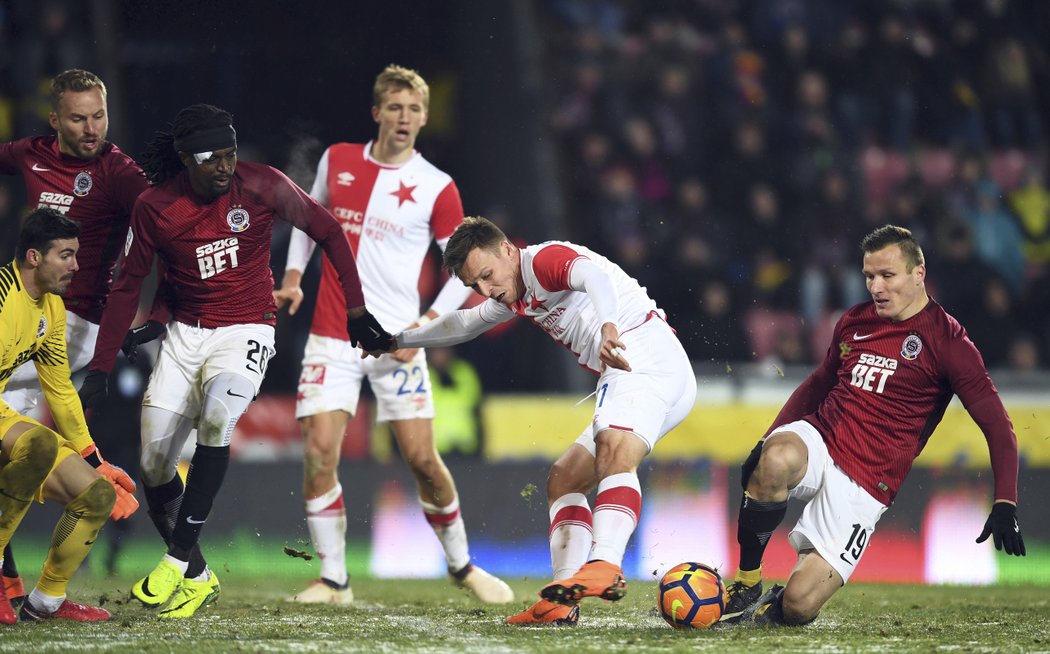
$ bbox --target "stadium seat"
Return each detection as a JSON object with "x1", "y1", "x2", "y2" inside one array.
[
  {"x1": 860, "y1": 147, "x2": 910, "y2": 203},
  {"x1": 987, "y1": 150, "x2": 1028, "y2": 192},
  {"x1": 743, "y1": 308, "x2": 805, "y2": 361},
  {"x1": 809, "y1": 310, "x2": 843, "y2": 363},
  {"x1": 917, "y1": 148, "x2": 957, "y2": 189}
]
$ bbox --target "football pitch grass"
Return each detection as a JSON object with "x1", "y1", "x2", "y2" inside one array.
[{"x1": 4, "y1": 574, "x2": 1048, "y2": 653}]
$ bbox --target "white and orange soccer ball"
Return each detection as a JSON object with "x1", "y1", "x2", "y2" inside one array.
[{"x1": 657, "y1": 562, "x2": 727, "y2": 629}]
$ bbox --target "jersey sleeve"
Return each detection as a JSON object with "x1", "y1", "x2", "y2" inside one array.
[
  {"x1": 266, "y1": 166, "x2": 365, "y2": 308},
  {"x1": 109, "y1": 157, "x2": 150, "y2": 214},
  {"x1": 309, "y1": 148, "x2": 331, "y2": 206},
  {"x1": 430, "y1": 181, "x2": 464, "y2": 240},
  {"x1": 568, "y1": 258, "x2": 619, "y2": 327},
  {"x1": 531, "y1": 244, "x2": 586, "y2": 292},
  {"x1": 89, "y1": 200, "x2": 159, "y2": 373},
  {"x1": 283, "y1": 150, "x2": 330, "y2": 274},
  {"x1": 33, "y1": 303, "x2": 93, "y2": 451},
  {"x1": 0, "y1": 139, "x2": 26, "y2": 175},
  {"x1": 943, "y1": 327, "x2": 1019, "y2": 503},
  {"x1": 397, "y1": 301, "x2": 513, "y2": 349}
]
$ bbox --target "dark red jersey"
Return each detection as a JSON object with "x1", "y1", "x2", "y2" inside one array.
[
  {"x1": 0, "y1": 136, "x2": 147, "y2": 323},
  {"x1": 91, "y1": 161, "x2": 364, "y2": 373},
  {"x1": 769, "y1": 299, "x2": 1018, "y2": 505}
]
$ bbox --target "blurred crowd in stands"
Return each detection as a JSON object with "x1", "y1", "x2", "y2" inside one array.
[
  {"x1": 539, "y1": 0, "x2": 1050, "y2": 372},
  {"x1": 1, "y1": 1, "x2": 1048, "y2": 382}
]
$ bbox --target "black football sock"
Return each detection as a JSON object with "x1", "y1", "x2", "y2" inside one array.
[
  {"x1": 737, "y1": 492, "x2": 787, "y2": 572},
  {"x1": 169, "y1": 445, "x2": 229, "y2": 567},
  {"x1": 2, "y1": 544, "x2": 18, "y2": 578},
  {"x1": 144, "y1": 474, "x2": 208, "y2": 576}
]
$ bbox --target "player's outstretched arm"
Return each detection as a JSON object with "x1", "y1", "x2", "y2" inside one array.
[{"x1": 393, "y1": 304, "x2": 509, "y2": 354}]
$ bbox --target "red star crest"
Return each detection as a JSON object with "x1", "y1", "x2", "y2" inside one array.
[
  {"x1": 529, "y1": 294, "x2": 547, "y2": 311},
  {"x1": 390, "y1": 180, "x2": 417, "y2": 207}
]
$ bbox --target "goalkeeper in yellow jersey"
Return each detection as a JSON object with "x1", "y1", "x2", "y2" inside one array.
[{"x1": 0, "y1": 208, "x2": 139, "y2": 624}]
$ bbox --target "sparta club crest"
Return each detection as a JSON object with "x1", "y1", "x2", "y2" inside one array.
[
  {"x1": 226, "y1": 207, "x2": 250, "y2": 233},
  {"x1": 901, "y1": 334, "x2": 923, "y2": 360},
  {"x1": 73, "y1": 171, "x2": 93, "y2": 197}
]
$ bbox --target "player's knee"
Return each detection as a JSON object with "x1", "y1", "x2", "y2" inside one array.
[
  {"x1": 303, "y1": 434, "x2": 340, "y2": 473},
  {"x1": 68, "y1": 477, "x2": 116, "y2": 518},
  {"x1": 781, "y1": 585, "x2": 822, "y2": 624},
  {"x1": 139, "y1": 447, "x2": 178, "y2": 487},
  {"x1": 751, "y1": 439, "x2": 801, "y2": 492},
  {"x1": 405, "y1": 448, "x2": 443, "y2": 480},
  {"x1": 547, "y1": 460, "x2": 591, "y2": 497},
  {"x1": 11, "y1": 426, "x2": 61, "y2": 475}
]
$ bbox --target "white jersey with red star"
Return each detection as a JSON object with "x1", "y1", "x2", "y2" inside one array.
[
  {"x1": 286, "y1": 142, "x2": 464, "y2": 337},
  {"x1": 486, "y1": 242, "x2": 660, "y2": 374}
]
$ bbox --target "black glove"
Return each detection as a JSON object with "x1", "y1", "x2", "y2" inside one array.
[
  {"x1": 976, "y1": 502, "x2": 1026, "y2": 556},
  {"x1": 78, "y1": 369, "x2": 109, "y2": 410},
  {"x1": 740, "y1": 439, "x2": 764, "y2": 490},
  {"x1": 121, "y1": 320, "x2": 165, "y2": 363},
  {"x1": 347, "y1": 310, "x2": 394, "y2": 351}
]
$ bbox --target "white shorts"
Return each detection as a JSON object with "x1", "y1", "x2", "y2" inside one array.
[
  {"x1": 143, "y1": 321, "x2": 275, "y2": 419},
  {"x1": 573, "y1": 317, "x2": 696, "y2": 456},
  {"x1": 1, "y1": 311, "x2": 98, "y2": 415},
  {"x1": 771, "y1": 420, "x2": 888, "y2": 583},
  {"x1": 295, "y1": 333, "x2": 434, "y2": 423}
]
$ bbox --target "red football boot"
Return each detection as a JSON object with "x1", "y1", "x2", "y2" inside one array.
[{"x1": 19, "y1": 599, "x2": 111, "y2": 622}]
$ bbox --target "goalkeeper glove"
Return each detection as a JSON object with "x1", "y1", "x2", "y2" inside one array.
[
  {"x1": 122, "y1": 320, "x2": 165, "y2": 363},
  {"x1": 976, "y1": 501, "x2": 1026, "y2": 556},
  {"x1": 80, "y1": 445, "x2": 139, "y2": 520},
  {"x1": 78, "y1": 369, "x2": 108, "y2": 410},
  {"x1": 347, "y1": 309, "x2": 393, "y2": 352}
]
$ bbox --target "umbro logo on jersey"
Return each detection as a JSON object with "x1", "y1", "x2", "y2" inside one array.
[
  {"x1": 31, "y1": 163, "x2": 51, "y2": 172},
  {"x1": 336, "y1": 171, "x2": 355, "y2": 186},
  {"x1": 853, "y1": 332, "x2": 873, "y2": 340}
]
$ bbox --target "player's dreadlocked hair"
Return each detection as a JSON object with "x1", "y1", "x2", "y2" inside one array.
[
  {"x1": 141, "y1": 104, "x2": 234, "y2": 185},
  {"x1": 861, "y1": 224, "x2": 925, "y2": 271}
]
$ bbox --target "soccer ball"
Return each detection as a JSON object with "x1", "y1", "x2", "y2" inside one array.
[{"x1": 657, "y1": 562, "x2": 727, "y2": 629}]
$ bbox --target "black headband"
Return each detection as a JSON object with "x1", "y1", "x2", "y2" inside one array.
[{"x1": 173, "y1": 125, "x2": 237, "y2": 155}]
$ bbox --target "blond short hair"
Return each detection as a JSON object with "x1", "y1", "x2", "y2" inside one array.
[
  {"x1": 373, "y1": 64, "x2": 429, "y2": 110},
  {"x1": 50, "y1": 69, "x2": 107, "y2": 109}
]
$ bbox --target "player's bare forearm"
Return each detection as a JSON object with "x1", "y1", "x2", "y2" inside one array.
[{"x1": 273, "y1": 268, "x2": 304, "y2": 314}]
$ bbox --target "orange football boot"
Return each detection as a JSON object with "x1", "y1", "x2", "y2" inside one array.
[
  {"x1": 506, "y1": 598, "x2": 580, "y2": 626},
  {"x1": 540, "y1": 560, "x2": 627, "y2": 604}
]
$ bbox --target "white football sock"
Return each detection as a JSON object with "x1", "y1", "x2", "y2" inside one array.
[
  {"x1": 306, "y1": 483, "x2": 348, "y2": 586},
  {"x1": 589, "y1": 472, "x2": 642, "y2": 565},
  {"x1": 548, "y1": 492, "x2": 593, "y2": 580},
  {"x1": 28, "y1": 587, "x2": 64, "y2": 614},
  {"x1": 162, "y1": 553, "x2": 190, "y2": 573},
  {"x1": 421, "y1": 495, "x2": 471, "y2": 572}
]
